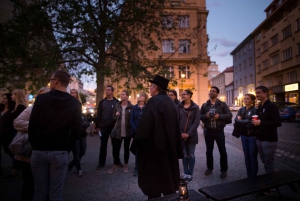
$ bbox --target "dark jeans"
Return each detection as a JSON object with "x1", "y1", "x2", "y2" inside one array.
[
  {"x1": 111, "y1": 137, "x2": 131, "y2": 165},
  {"x1": 241, "y1": 135, "x2": 258, "y2": 178},
  {"x1": 19, "y1": 160, "x2": 34, "y2": 201},
  {"x1": 98, "y1": 126, "x2": 114, "y2": 165},
  {"x1": 182, "y1": 144, "x2": 196, "y2": 176},
  {"x1": 70, "y1": 136, "x2": 87, "y2": 171},
  {"x1": 204, "y1": 129, "x2": 228, "y2": 171}
]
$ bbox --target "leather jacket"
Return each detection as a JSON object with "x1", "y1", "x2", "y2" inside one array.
[{"x1": 234, "y1": 106, "x2": 257, "y2": 136}]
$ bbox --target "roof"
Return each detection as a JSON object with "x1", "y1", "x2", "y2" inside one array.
[{"x1": 222, "y1": 66, "x2": 234, "y2": 73}]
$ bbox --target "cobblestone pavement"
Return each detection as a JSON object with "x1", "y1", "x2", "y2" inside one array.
[{"x1": 1, "y1": 118, "x2": 300, "y2": 200}]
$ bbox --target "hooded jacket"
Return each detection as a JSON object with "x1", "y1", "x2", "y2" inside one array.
[
  {"x1": 178, "y1": 100, "x2": 200, "y2": 145},
  {"x1": 112, "y1": 101, "x2": 133, "y2": 139},
  {"x1": 28, "y1": 90, "x2": 82, "y2": 151}
]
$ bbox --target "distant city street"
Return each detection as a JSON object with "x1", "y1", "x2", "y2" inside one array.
[{"x1": 1, "y1": 111, "x2": 300, "y2": 200}]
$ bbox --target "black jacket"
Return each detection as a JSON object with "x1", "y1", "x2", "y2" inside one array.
[
  {"x1": 28, "y1": 90, "x2": 82, "y2": 151},
  {"x1": 96, "y1": 97, "x2": 119, "y2": 128},
  {"x1": 200, "y1": 99, "x2": 232, "y2": 130},
  {"x1": 256, "y1": 100, "x2": 281, "y2": 142},
  {"x1": 235, "y1": 106, "x2": 257, "y2": 136}
]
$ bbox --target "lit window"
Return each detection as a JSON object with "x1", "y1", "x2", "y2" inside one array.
[{"x1": 162, "y1": 40, "x2": 174, "y2": 53}]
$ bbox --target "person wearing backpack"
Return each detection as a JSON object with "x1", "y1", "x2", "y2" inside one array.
[{"x1": 200, "y1": 86, "x2": 232, "y2": 178}]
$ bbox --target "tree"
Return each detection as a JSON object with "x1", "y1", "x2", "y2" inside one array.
[{"x1": 79, "y1": 92, "x2": 87, "y2": 105}]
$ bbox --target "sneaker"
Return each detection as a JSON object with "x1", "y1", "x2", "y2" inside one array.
[
  {"x1": 96, "y1": 164, "x2": 105, "y2": 170},
  {"x1": 220, "y1": 171, "x2": 227, "y2": 178},
  {"x1": 1, "y1": 174, "x2": 18, "y2": 182},
  {"x1": 123, "y1": 166, "x2": 128, "y2": 174},
  {"x1": 77, "y1": 170, "x2": 83, "y2": 177},
  {"x1": 187, "y1": 177, "x2": 193, "y2": 183},
  {"x1": 107, "y1": 166, "x2": 117, "y2": 174},
  {"x1": 133, "y1": 170, "x2": 138, "y2": 176},
  {"x1": 255, "y1": 190, "x2": 272, "y2": 198},
  {"x1": 180, "y1": 174, "x2": 188, "y2": 179},
  {"x1": 117, "y1": 163, "x2": 124, "y2": 168},
  {"x1": 205, "y1": 169, "x2": 212, "y2": 176},
  {"x1": 68, "y1": 163, "x2": 73, "y2": 173}
]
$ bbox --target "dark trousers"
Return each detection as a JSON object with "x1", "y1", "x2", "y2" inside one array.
[
  {"x1": 19, "y1": 161, "x2": 34, "y2": 201},
  {"x1": 98, "y1": 126, "x2": 113, "y2": 165},
  {"x1": 204, "y1": 129, "x2": 228, "y2": 171},
  {"x1": 70, "y1": 136, "x2": 87, "y2": 170},
  {"x1": 111, "y1": 137, "x2": 131, "y2": 165}
]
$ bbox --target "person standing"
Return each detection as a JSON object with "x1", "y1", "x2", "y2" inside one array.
[
  {"x1": 69, "y1": 89, "x2": 90, "y2": 177},
  {"x1": 95, "y1": 86, "x2": 119, "y2": 170},
  {"x1": 28, "y1": 70, "x2": 82, "y2": 201},
  {"x1": 235, "y1": 94, "x2": 258, "y2": 178},
  {"x1": 200, "y1": 86, "x2": 232, "y2": 178},
  {"x1": 130, "y1": 92, "x2": 148, "y2": 176},
  {"x1": 178, "y1": 89, "x2": 200, "y2": 182},
  {"x1": 168, "y1": 90, "x2": 180, "y2": 104},
  {"x1": 108, "y1": 90, "x2": 133, "y2": 174},
  {"x1": 130, "y1": 75, "x2": 183, "y2": 199}
]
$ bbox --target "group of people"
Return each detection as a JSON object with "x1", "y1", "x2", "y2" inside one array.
[{"x1": 0, "y1": 72, "x2": 281, "y2": 200}]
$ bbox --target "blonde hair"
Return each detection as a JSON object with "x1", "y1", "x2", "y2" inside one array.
[
  {"x1": 70, "y1": 89, "x2": 82, "y2": 104},
  {"x1": 12, "y1": 89, "x2": 28, "y2": 109},
  {"x1": 138, "y1": 92, "x2": 149, "y2": 104},
  {"x1": 38, "y1": 87, "x2": 50, "y2": 94}
]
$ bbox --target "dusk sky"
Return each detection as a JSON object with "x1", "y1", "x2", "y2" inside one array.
[
  {"x1": 84, "y1": 0, "x2": 272, "y2": 90},
  {"x1": 206, "y1": 0, "x2": 271, "y2": 72}
]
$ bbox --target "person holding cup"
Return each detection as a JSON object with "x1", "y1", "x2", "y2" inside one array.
[{"x1": 234, "y1": 94, "x2": 258, "y2": 178}]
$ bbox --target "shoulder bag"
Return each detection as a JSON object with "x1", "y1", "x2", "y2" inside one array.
[{"x1": 9, "y1": 132, "x2": 32, "y2": 157}]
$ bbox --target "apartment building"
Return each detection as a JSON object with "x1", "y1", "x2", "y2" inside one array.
[
  {"x1": 110, "y1": 0, "x2": 209, "y2": 105},
  {"x1": 253, "y1": 0, "x2": 300, "y2": 104},
  {"x1": 230, "y1": 35, "x2": 256, "y2": 106},
  {"x1": 211, "y1": 66, "x2": 233, "y2": 104}
]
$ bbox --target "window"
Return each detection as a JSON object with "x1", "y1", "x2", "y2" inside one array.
[
  {"x1": 278, "y1": 0, "x2": 282, "y2": 5},
  {"x1": 239, "y1": 64, "x2": 241, "y2": 71},
  {"x1": 287, "y1": 71, "x2": 297, "y2": 83},
  {"x1": 275, "y1": 75, "x2": 283, "y2": 85},
  {"x1": 249, "y1": 42, "x2": 252, "y2": 50},
  {"x1": 244, "y1": 61, "x2": 247, "y2": 69},
  {"x1": 235, "y1": 80, "x2": 238, "y2": 88},
  {"x1": 178, "y1": 16, "x2": 190, "y2": 28},
  {"x1": 249, "y1": 57, "x2": 252, "y2": 66},
  {"x1": 271, "y1": 54, "x2": 280, "y2": 65},
  {"x1": 244, "y1": 77, "x2": 247, "y2": 85},
  {"x1": 179, "y1": 40, "x2": 190, "y2": 53},
  {"x1": 262, "y1": 41, "x2": 268, "y2": 52},
  {"x1": 257, "y1": 33, "x2": 262, "y2": 41},
  {"x1": 271, "y1": 34, "x2": 278, "y2": 46},
  {"x1": 262, "y1": 60, "x2": 269, "y2": 70},
  {"x1": 163, "y1": 66, "x2": 174, "y2": 79},
  {"x1": 282, "y1": 25, "x2": 291, "y2": 40},
  {"x1": 266, "y1": 78, "x2": 272, "y2": 87},
  {"x1": 239, "y1": 79, "x2": 242, "y2": 87},
  {"x1": 257, "y1": 64, "x2": 261, "y2": 73},
  {"x1": 250, "y1": 74, "x2": 253, "y2": 83},
  {"x1": 162, "y1": 40, "x2": 174, "y2": 53},
  {"x1": 296, "y1": 18, "x2": 300, "y2": 31},
  {"x1": 178, "y1": 66, "x2": 190, "y2": 79},
  {"x1": 161, "y1": 16, "x2": 174, "y2": 28},
  {"x1": 282, "y1": 47, "x2": 292, "y2": 61},
  {"x1": 257, "y1": 48, "x2": 261, "y2": 57},
  {"x1": 243, "y1": 47, "x2": 246, "y2": 54},
  {"x1": 297, "y1": 43, "x2": 300, "y2": 55},
  {"x1": 239, "y1": 51, "x2": 241, "y2": 58},
  {"x1": 234, "y1": 55, "x2": 237, "y2": 61},
  {"x1": 234, "y1": 66, "x2": 237, "y2": 73}
]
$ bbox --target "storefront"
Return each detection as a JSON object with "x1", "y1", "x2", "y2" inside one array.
[{"x1": 284, "y1": 83, "x2": 299, "y2": 104}]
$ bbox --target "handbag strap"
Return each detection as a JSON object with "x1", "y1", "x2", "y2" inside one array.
[
  {"x1": 183, "y1": 111, "x2": 190, "y2": 133},
  {"x1": 114, "y1": 115, "x2": 120, "y2": 128}
]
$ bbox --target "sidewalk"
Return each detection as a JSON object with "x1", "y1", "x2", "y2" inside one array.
[{"x1": 1, "y1": 126, "x2": 300, "y2": 200}]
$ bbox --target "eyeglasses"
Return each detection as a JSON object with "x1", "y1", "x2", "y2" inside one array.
[
  {"x1": 168, "y1": 94, "x2": 174, "y2": 97},
  {"x1": 181, "y1": 94, "x2": 188, "y2": 96}
]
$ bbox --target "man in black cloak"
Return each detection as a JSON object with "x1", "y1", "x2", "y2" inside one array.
[{"x1": 130, "y1": 75, "x2": 183, "y2": 199}]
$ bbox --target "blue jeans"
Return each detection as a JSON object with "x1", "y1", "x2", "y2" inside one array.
[
  {"x1": 256, "y1": 140, "x2": 277, "y2": 174},
  {"x1": 31, "y1": 150, "x2": 68, "y2": 201},
  {"x1": 204, "y1": 129, "x2": 228, "y2": 171},
  {"x1": 182, "y1": 143, "x2": 196, "y2": 176},
  {"x1": 241, "y1": 135, "x2": 258, "y2": 178},
  {"x1": 98, "y1": 126, "x2": 113, "y2": 165}
]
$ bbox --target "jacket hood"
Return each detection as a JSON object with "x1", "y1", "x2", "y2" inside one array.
[
  {"x1": 43, "y1": 90, "x2": 79, "y2": 108},
  {"x1": 178, "y1": 100, "x2": 198, "y2": 110}
]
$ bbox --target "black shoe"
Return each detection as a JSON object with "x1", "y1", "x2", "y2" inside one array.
[
  {"x1": 205, "y1": 169, "x2": 212, "y2": 176},
  {"x1": 1, "y1": 174, "x2": 18, "y2": 182},
  {"x1": 255, "y1": 190, "x2": 272, "y2": 198},
  {"x1": 96, "y1": 164, "x2": 105, "y2": 170},
  {"x1": 220, "y1": 171, "x2": 227, "y2": 178},
  {"x1": 133, "y1": 170, "x2": 138, "y2": 176}
]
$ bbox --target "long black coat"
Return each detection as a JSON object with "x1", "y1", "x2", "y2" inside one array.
[{"x1": 130, "y1": 91, "x2": 183, "y2": 196}]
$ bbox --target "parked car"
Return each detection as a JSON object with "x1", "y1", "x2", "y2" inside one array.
[
  {"x1": 296, "y1": 110, "x2": 300, "y2": 123},
  {"x1": 229, "y1": 105, "x2": 241, "y2": 111},
  {"x1": 273, "y1": 102, "x2": 298, "y2": 107},
  {"x1": 279, "y1": 105, "x2": 300, "y2": 122}
]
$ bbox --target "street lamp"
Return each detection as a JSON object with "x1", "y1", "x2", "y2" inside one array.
[{"x1": 181, "y1": 73, "x2": 185, "y2": 91}]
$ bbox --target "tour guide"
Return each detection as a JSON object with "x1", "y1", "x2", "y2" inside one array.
[{"x1": 130, "y1": 75, "x2": 183, "y2": 199}]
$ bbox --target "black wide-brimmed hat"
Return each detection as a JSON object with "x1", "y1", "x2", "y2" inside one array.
[{"x1": 149, "y1": 75, "x2": 169, "y2": 91}]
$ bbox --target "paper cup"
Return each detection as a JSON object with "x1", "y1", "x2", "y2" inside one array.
[{"x1": 252, "y1": 115, "x2": 258, "y2": 120}]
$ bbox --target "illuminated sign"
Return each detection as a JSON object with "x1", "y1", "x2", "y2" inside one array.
[{"x1": 284, "y1": 83, "x2": 298, "y2": 92}]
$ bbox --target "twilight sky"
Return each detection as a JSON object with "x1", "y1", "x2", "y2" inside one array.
[
  {"x1": 83, "y1": 0, "x2": 272, "y2": 91},
  {"x1": 206, "y1": 0, "x2": 271, "y2": 72}
]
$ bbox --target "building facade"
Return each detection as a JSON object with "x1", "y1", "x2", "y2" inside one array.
[
  {"x1": 230, "y1": 36, "x2": 256, "y2": 106},
  {"x1": 207, "y1": 61, "x2": 220, "y2": 89},
  {"x1": 211, "y1": 66, "x2": 233, "y2": 103},
  {"x1": 253, "y1": 0, "x2": 300, "y2": 104}
]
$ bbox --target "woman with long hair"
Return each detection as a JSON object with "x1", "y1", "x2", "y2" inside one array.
[
  {"x1": 168, "y1": 90, "x2": 180, "y2": 104},
  {"x1": 1, "y1": 89, "x2": 27, "y2": 181},
  {"x1": 0, "y1": 93, "x2": 16, "y2": 177},
  {"x1": 69, "y1": 89, "x2": 89, "y2": 176},
  {"x1": 130, "y1": 92, "x2": 148, "y2": 176},
  {"x1": 178, "y1": 89, "x2": 200, "y2": 182},
  {"x1": 13, "y1": 87, "x2": 49, "y2": 200},
  {"x1": 235, "y1": 93, "x2": 258, "y2": 178}
]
